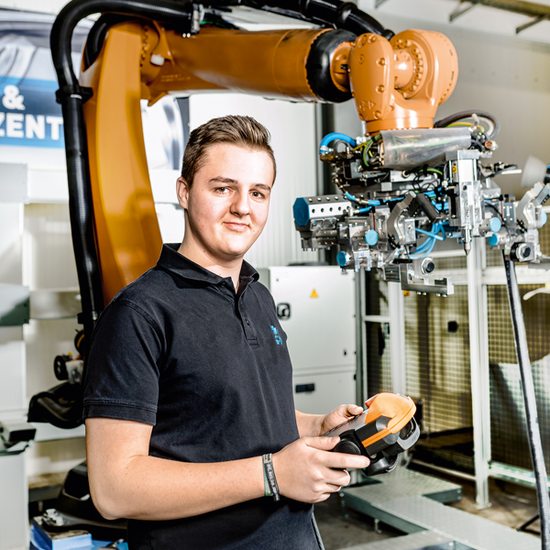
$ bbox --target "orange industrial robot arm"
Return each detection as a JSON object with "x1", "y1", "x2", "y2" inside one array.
[
  {"x1": 79, "y1": 20, "x2": 457, "y2": 305},
  {"x1": 50, "y1": 0, "x2": 457, "y2": 345}
]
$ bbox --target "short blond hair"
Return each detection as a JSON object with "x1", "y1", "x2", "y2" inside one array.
[{"x1": 181, "y1": 115, "x2": 276, "y2": 187}]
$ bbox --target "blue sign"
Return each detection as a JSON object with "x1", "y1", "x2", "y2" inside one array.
[{"x1": 0, "y1": 77, "x2": 64, "y2": 148}]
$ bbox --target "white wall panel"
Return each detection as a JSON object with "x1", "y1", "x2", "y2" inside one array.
[
  {"x1": 189, "y1": 93, "x2": 320, "y2": 268},
  {"x1": 0, "y1": 203, "x2": 23, "y2": 285},
  {"x1": 26, "y1": 437, "x2": 86, "y2": 477},
  {"x1": 0, "y1": 0, "x2": 68, "y2": 14},
  {"x1": 0, "y1": 453, "x2": 28, "y2": 550},
  {"x1": 23, "y1": 203, "x2": 77, "y2": 290},
  {"x1": 24, "y1": 318, "x2": 78, "y2": 399},
  {"x1": 0, "y1": 327, "x2": 25, "y2": 413}
]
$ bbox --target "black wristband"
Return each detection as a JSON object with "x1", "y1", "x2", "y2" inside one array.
[{"x1": 262, "y1": 454, "x2": 280, "y2": 502}]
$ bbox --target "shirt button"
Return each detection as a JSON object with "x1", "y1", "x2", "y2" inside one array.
[{"x1": 245, "y1": 319, "x2": 250, "y2": 325}]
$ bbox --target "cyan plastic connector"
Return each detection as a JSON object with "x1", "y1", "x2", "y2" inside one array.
[
  {"x1": 293, "y1": 198, "x2": 310, "y2": 227},
  {"x1": 541, "y1": 211, "x2": 548, "y2": 227},
  {"x1": 487, "y1": 234, "x2": 499, "y2": 247},
  {"x1": 489, "y1": 217, "x2": 502, "y2": 233},
  {"x1": 365, "y1": 229, "x2": 379, "y2": 246},
  {"x1": 337, "y1": 251, "x2": 350, "y2": 267}
]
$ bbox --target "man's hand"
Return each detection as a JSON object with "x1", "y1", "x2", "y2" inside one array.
[
  {"x1": 296, "y1": 404, "x2": 364, "y2": 438},
  {"x1": 318, "y1": 403, "x2": 364, "y2": 435},
  {"x1": 272, "y1": 435, "x2": 369, "y2": 503}
]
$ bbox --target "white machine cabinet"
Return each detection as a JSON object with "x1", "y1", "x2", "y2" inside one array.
[{"x1": 258, "y1": 266, "x2": 356, "y2": 415}]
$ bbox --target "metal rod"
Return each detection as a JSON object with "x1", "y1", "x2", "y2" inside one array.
[
  {"x1": 490, "y1": 461, "x2": 550, "y2": 490},
  {"x1": 411, "y1": 459, "x2": 477, "y2": 482},
  {"x1": 355, "y1": 267, "x2": 366, "y2": 405},
  {"x1": 450, "y1": 1, "x2": 477, "y2": 22},
  {"x1": 476, "y1": 0, "x2": 550, "y2": 18},
  {"x1": 450, "y1": 0, "x2": 550, "y2": 23},
  {"x1": 388, "y1": 282, "x2": 406, "y2": 395},
  {"x1": 467, "y1": 238, "x2": 491, "y2": 509},
  {"x1": 516, "y1": 14, "x2": 546, "y2": 33},
  {"x1": 503, "y1": 252, "x2": 550, "y2": 549}
]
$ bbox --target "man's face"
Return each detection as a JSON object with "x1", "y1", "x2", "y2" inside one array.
[{"x1": 177, "y1": 143, "x2": 274, "y2": 265}]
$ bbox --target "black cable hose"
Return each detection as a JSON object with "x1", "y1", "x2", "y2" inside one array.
[
  {"x1": 241, "y1": 0, "x2": 392, "y2": 38},
  {"x1": 299, "y1": 0, "x2": 387, "y2": 35},
  {"x1": 60, "y1": 94, "x2": 103, "y2": 336},
  {"x1": 434, "y1": 109, "x2": 501, "y2": 140},
  {"x1": 503, "y1": 253, "x2": 550, "y2": 550},
  {"x1": 83, "y1": 13, "x2": 135, "y2": 69}
]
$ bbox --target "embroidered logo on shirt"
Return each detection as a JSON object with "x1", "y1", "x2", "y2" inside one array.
[{"x1": 270, "y1": 325, "x2": 283, "y2": 345}]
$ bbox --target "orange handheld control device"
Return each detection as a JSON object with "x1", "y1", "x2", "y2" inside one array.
[{"x1": 325, "y1": 393, "x2": 419, "y2": 476}]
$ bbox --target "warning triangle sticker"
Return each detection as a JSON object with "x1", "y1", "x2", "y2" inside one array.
[{"x1": 310, "y1": 289, "x2": 319, "y2": 298}]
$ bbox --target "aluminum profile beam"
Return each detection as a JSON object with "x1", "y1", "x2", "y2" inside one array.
[{"x1": 449, "y1": 0, "x2": 550, "y2": 33}]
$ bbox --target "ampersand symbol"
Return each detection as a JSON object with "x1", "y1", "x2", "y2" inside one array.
[{"x1": 2, "y1": 85, "x2": 25, "y2": 110}]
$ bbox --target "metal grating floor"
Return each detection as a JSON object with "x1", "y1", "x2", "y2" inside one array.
[
  {"x1": 345, "y1": 531, "x2": 473, "y2": 550},
  {"x1": 340, "y1": 467, "x2": 540, "y2": 550}
]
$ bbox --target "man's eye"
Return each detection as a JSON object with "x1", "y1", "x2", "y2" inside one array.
[
  {"x1": 215, "y1": 187, "x2": 228, "y2": 193},
  {"x1": 252, "y1": 191, "x2": 265, "y2": 199}
]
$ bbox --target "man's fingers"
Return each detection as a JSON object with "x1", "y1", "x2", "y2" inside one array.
[
  {"x1": 325, "y1": 469, "x2": 350, "y2": 488},
  {"x1": 305, "y1": 435, "x2": 340, "y2": 451},
  {"x1": 329, "y1": 452, "x2": 370, "y2": 472},
  {"x1": 346, "y1": 404, "x2": 364, "y2": 416},
  {"x1": 304, "y1": 436, "x2": 370, "y2": 470},
  {"x1": 336, "y1": 454, "x2": 370, "y2": 471}
]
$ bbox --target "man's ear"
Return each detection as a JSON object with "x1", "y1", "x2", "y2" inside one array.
[{"x1": 176, "y1": 177, "x2": 189, "y2": 210}]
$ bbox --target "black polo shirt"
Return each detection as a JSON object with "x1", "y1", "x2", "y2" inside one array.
[{"x1": 83, "y1": 244, "x2": 320, "y2": 549}]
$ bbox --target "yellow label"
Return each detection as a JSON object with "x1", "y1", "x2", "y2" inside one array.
[{"x1": 310, "y1": 289, "x2": 319, "y2": 299}]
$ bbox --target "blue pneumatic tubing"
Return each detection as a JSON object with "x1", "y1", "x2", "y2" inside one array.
[
  {"x1": 319, "y1": 133, "x2": 356, "y2": 154},
  {"x1": 415, "y1": 227, "x2": 445, "y2": 241},
  {"x1": 411, "y1": 223, "x2": 445, "y2": 259}
]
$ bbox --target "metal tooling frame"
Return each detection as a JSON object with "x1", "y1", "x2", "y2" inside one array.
[{"x1": 340, "y1": 466, "x2": 541, "y2": 550}]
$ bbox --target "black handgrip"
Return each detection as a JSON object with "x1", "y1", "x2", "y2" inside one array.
[
  {"x1": 364, "y1": 454, "x2": 398, "y2": 477},
  {"x1": 333, "y1": 439, "x2": 362, "y2": 455}
]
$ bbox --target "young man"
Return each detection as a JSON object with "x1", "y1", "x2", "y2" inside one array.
[{"x1": 83, "y1": 115, "x2": 369, "y2": 549}]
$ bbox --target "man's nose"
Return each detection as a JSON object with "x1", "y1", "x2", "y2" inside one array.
[{"x1": 231, "y1": 191, "x2": 251, "y2": 216}]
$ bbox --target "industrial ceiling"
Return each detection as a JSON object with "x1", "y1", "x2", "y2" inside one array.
[{"x1": 0, "y1": 1, "x2": 549, "y2": 45}]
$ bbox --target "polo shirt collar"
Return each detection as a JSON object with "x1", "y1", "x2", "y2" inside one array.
[{"x1": 158, "y1": 243, "x2": 259, "y2": 288}]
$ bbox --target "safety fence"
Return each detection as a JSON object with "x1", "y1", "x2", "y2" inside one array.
[{"x1": 363, "y1": 222, "x2": 550, "y2": 477}]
